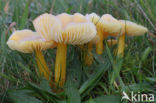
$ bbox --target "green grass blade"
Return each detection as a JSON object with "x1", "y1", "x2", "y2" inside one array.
[{"x1": 19, "y1": 0, "x2": 31, "y2": 29}]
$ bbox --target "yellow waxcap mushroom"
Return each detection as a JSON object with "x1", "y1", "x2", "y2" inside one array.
[
  {"x1": 119, "y1": 20, "x2": 148, "y2": 36},
  {"x1": 33, "y1": 13, "x2": 96, "y2": 87},
  {"x1": 56, "y1": 13, "x2": 96, "y2": 44},
  {"x1": 117, "y1": 20, "x2": 148, "y2": 57},
  {"x1": 7, "y1": 29, "x2": 57, "y2": 87},
  {"x1": 99, "y1": 14, "x2": 122, "y2": 35},
  {"x1": 7, "y1": 30, "x2": 56, "y2": 53},
  {"x1": 87, "y1": 13, "x2": 121, "y2": 55}
]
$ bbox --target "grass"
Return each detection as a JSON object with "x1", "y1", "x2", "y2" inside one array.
[{"x1": 0, "y1": 0, "x2": 156, "y2": 103}]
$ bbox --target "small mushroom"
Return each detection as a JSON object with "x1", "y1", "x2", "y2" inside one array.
[
  {"x1": 117, "y1": 20, "x2": 148, "y2": 57},
  {"x1": 33, "y1": 13, "x2": 96, "y2": 87},
  {"x1": 7, "y1": 30, "x2": 57, "y2": 85},
  {"x1": 86, "y1": 13, "x2": 121, "y2": 55}
]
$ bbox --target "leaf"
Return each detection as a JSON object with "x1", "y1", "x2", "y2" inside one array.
[
  {"x1": 27, "y1": 82, "x2": 61, "y2": 103},
  {"x1": 146, "y1": 77, "x2": 156, "y2": 82},
  {"x1": 84, "y1": 95, "x2": 121, "y2": 103},
  {"x1": 1, "y1": 31, "x2": 6, "y2": 55},
  {"x1": 9, "y1": 82, "x2": 61, "y2": 103},
  {"x1": 13, "y1": 0, "x2": 20, "y2": 26},
  {"x1": 79, "y1": 62, "x2": 110, "y2": 98},
  {"x1": 105, "y1": 43, "x2": 125, "y2": 87},
  {"x1": 8, "y1": 90, "x2": 43, "y2": 103},
  {"x1": 121, "y1": 83, "x2": 153, "y2": 92},
  {"x1": 17, "y1": 62, "x2": 32, "y2": 73},
  {"x1": 0, "y1": 72, "x2": 17, "y2": 82},
  {"x1": 94, "y1": 95, "x2": 121, "y2": 103},
  {"x1": 65, "y1": 80, "x2": 81, "y2": 103},
  {"x1": 83, "y1": 98, "x2": 95, "y2": 103},
  {"x1": 19, "y1": 0, "x2": 31, "y2": 29},
  {"x1": 40, "y1": 78, "x2": 51, "y2": 92},
  {"x1": 141, "y1": 47, "x2": 152, "y2": 62},
  {"x1": 66, "y1": 49, "x2": 82, "y2": 88},
  {"x1": 27, "y1": 82, "x2": 58, "y2": 97},
  {"x1": 65, "y1": 52, "x2": 81, "y2": 103}
]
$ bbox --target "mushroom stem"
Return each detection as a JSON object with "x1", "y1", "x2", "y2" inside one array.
[
  {"x1": 85, "y1": 42, "x2": 93, "y2": 66},
  {"x1": 107, "y1": 40, "x2": 118, "y2": 47},
  {"x1": 117, "y1": 34, "x2": 125, "y2": 57},
  {"x1": 96, "y1": 31, "x2": 107, "y2": 55},
  {"x1": 55, "y1": 43, "x2": 67, "y2": 87},
  {"x1": 35, "y1": 50, "x2": 51, "y2": 81}
]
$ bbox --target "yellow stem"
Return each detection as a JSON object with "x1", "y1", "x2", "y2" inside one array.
[
  {"x1": 96, "y1": 31, "x2": 108, "y2": 55},
  {"x1": 88, "y1": 42, "x2": 93, "y2": 51},
  {"x1": 35, "y1": 51, "x2": 51, "y2": 81},
  {"x1": 117, "y1": 34, "x2": 125, "y2": 57},
  {"x1": 107, "y1": 40, "x2": 118, "y2": 47},
  {"x1": 85, "y1": 43, "x2": 93, "y2": 66},
  {"x1": 55, "y1": 43, "x2": 67, "y2": 87},
  {"x1": 96, "y1": 31, "x2": 103, "y2": 55}
]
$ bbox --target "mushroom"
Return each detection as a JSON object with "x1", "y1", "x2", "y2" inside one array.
[
  {"x1": 33, "y1": 13, "x2": 96, "y2": 87},
  {"x1": 7, "y1": 30, "x2": 57, "y2": 85},
  {"x1": 117, "y1": 20, "x2": 148, "y2": 57},
  {"x1": 86, "y1": 13, "x2": 122, "y2": 55}
]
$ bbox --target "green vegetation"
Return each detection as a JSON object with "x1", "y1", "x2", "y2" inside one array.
[{"x1": 0, "y1": 0, "x2": 155, "y2": 103}]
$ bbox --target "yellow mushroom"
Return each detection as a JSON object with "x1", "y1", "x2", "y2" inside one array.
[
  {"x1": 85, "y1": 35, "x2": 100, "y2": 66},
  {"x1": 7, "y1": 30, "x2": 57, "y2": 86},
  {"x1": 117, "y1": 20, "x2": 148, "y2": 57},
  {"x1": 86, "y1": 13, "x2": 122, "y2": 55},
  {"x1": 33, "y1": 13, "x2": 96, "y2": 87}
]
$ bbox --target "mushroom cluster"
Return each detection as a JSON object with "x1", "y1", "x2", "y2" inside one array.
[
  {"x1": 84, "y1": 13, "x2": 148, "y2": 66},
  {"x1": 7, "y1": 12, "x2": 148, "y2": 90}
]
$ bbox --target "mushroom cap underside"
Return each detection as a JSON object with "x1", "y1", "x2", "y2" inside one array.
[{"x1": 7, "y1": 29, "x2": 56, "y2": 53}]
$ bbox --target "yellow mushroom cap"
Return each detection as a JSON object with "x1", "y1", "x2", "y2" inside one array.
[
  {"x1": 98, "y1": 14, "x2": 122, "y2": 35},
  {"x1": 119, "y1": 20, "x2": 148, "y2": 36},
  {"x1": 33, "y1": 13, "x2": 62, "y2": 42},
  {"x1": 58, "y1": 13, "x2": 96, "y2": 44},
  {"x1": 33, "y1": 13, "x2": 96, "y2": 45},
  {"x1": 57, "y1": 13, "x2": 72, "y2": 28},
  {"x1": 86, "y1": 13, "x2": 100, "y2": 24},
  {"x1": 7, "y1": 30, "x2": 57, "y2": 53}
]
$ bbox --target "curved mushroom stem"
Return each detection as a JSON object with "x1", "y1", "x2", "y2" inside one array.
[
  {"x1": 55, "y1": 43, "x2": 67, "y2": 87},
  {"x1": 85, "y1": 42, "x2": 93, "y2": 66},
  {"x1": 35, "y1": 50, "x2": 51, "y2": 81},
  {"x1": 117, "y1": 34, "x2": 125, "y2": 57},
  {"x1": 96, "y1": 31, "x2": 108, "y2": 55}
]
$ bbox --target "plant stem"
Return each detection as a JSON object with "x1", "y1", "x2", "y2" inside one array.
[
  {"x1": 35, "y1": 50, "x2": 51, "y2": 81},
  {"x1": 55, "y1": 43, "x2": 67, "y2": 87}
]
